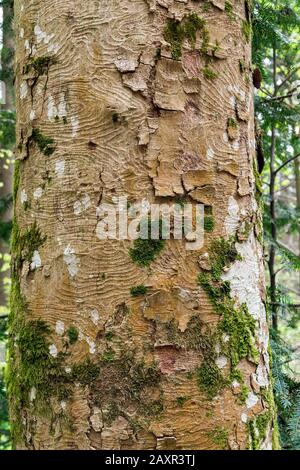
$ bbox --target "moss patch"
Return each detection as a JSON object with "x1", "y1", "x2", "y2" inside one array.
[
  {"x1": 176, "y1": 396, "x2": 189, "y2": 407},
  {"x1": 204, "y1": 215, "x2": 215, "y2": 232},
  {"x1": 207, "y1": 426, "x2": 229, "y2": 449},
  {"x1": 92, "y1": 356, "x2": 163, "y2": 425},
  {"x1": 11, "y1": 220, "x2": 46, "y2": 272},
  {"x1": 67, "y1": 326, "x2": 79, "y2": 345},
  {"x1": 13, "y1": 160, "x2": 21, "y2": 202},
  {"x1": 242, "y1": 20, "x2": 252, "y2": 42},
  {"x1": 72, "y1": 358, "x2": 100, "y2": 386},
  {"x1": 6, "y1": 318, "x2": 71, "y2": 444},
  {"x1": 197, "y1": 237, "x2": 258, "y2": 398},
  {"x1": 7, "y1": 315, "x2": 100, "y2": 445},
  {"x1": 239, "y1": 58, "x2": 246, "y2": 73},
  {"x1": 227, "y1": 117, "x2": 237, "y2": 129},
  {"x1": 164, "y1": 13, "x2": 206, "y2": 60},
  {"x1": 24, "y1": 56, "x2": 56, "y2": 76},
  {"x1": 129, "y1": 219, "x2": 166, "y2": 267},
  {"x1": 105, "y1": 331, "x2": 114, "y2": 341},
  {"x1": 203, "y1": 66, "x2": 218, "y2": 80},
  {"x1": 237, "y1": 382, "x2": 250, "y2": 405},
  {"x1": 197, "y1": 360, "x2": 228, "y2": 399},
  {"x1": 253, "y1": 159, "x2": 263, "y2": 204},
  {"x1": 225, "y1": 1, "x2": 235, "y2": 20},
  {"x1": 130, "y1": 285, "x2": 148, "y2": 297},
  {"x1": 102, "y1": 349, "x2": 115, "y2": 363},
  {"x1": 220, "y1": 303, "x2": 258, "y2": 368},
  {"x1": 32, "y1": 129, "x2": 55, "y2": 156},
  {"x1": 247, "y1": 411, "x2": 272, "y2": 449},
  {"x1": 164, "y1": 316, "x2": 214, "y2": 352}
]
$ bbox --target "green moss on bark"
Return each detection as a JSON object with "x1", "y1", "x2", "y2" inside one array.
[
  {"x1": 129, "y1": 219, "x2": 166, "y2": 267},
  {"x1": 164, "y1": 13, "x2": 206, "y2": 60},
  {"x1": 67, "y1": 326, "x2": 79, "y2": 345},
  {"x1": 225, "y1": 1, "x2": 235, "y2": 20},
  {"x1": 207, "y1": 426, "x2": 229, "y2": 449},
  {"x1": 203, "y1": 66, "x2": 218, "y2": 80},
  {"x1": 71, "y1": 358, "x2": 100, "y2": 386},
  {"x1": 11, "y1": 220, "x2": 46, "y2": 272},
  {"x1": 247, "y1": 411, "x2": 272, "y2": 449},
  {"x1": 13, "y1": 160, "x2": 21, "y2": 202},
  {"x1": 242, "y1": 20, "x2": 252, "y2": 42},
  {"x1": 130, "y1": 285, "x2": 148, "y2": 297},
  {"x1": 204, "y1": 215, "x2": 215, "y2": 232},
  {"x1": 197, "y1": 237, "x2": 258, "y2": 398},
  {"x1": 32, "y1": 129, "x2": 55, "y2": 156},
  {"x1": 197, "y1": 361, "x2": 228, "y2": 399},
  {"x1": 24, "y1": 56, "x2": 56, "y2": 76}
]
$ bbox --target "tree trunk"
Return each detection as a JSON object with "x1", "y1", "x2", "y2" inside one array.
[{"x1": 9, "y1": 0, "x2": 278, "y2": 450}]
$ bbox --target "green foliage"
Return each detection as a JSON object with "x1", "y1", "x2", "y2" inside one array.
[
  {"x1": 0, "y1": 0, "x2": 14, "y2": 92},
  {"x1": 271, "y1": 330, "x2": 300, "y2": 449},
  {"x1": 0, "y1": 194, "x2": 12, "y2": 243},
  {"x1": 252, "y1": 1, "x2": 299, "y2": 71},
  {"x1": 0, "y1": 110, "x2": 15, "y2": 149},
  {"x1": 253, "y1": 0, "x2": 300, "y2": 449}
]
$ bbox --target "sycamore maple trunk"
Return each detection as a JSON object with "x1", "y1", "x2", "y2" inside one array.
[{"x1": 9, "y1": 0, "x2": 278, "y2": 450}]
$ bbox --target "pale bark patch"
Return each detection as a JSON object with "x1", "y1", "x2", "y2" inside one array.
[
  {"x1": 30, "y1": 250, "x2": 42, "y2": 271},
  {"x1": 224, "y1": 196, "x2": 240, "y2": 235},
  {"x1": 63, "y1": 245, "x2": 80, "y2": 277}
]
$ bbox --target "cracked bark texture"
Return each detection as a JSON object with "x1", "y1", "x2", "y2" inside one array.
[{"x1": 12, "y1": 0, "x2": 276, "y2": 450}]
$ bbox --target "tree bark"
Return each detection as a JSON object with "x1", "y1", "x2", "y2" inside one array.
[{"x1": 9, "y1": 0, "x2": 278, "y2": 450}]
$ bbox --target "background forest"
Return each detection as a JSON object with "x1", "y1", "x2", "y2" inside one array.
[{"x1": 0, "y1": 0, "x2": 299, "y2": 450}]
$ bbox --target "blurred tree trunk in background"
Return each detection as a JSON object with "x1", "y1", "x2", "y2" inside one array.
[
  {"x1": 9, "y1": 0, "x2": 278, "y2": 450},
  {"x1": 295, "y1": 159, "x2": 300, "y2": 252},
  {"x1": 295, "y1": 158, "x2": 300, "y2": 288},
  {"x1": 0, "y1": 0, "x2": 14, "y2": 311}
]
